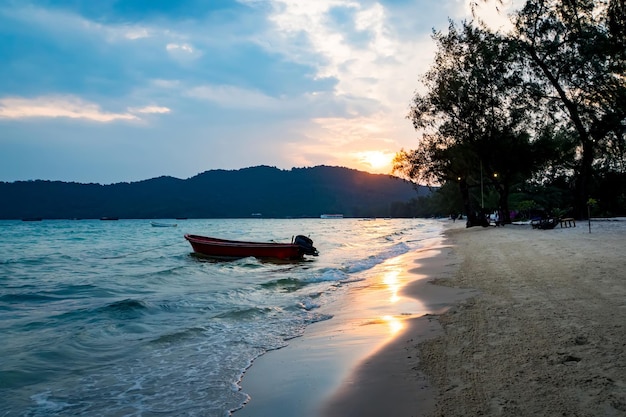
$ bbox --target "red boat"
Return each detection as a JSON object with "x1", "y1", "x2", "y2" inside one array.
[{"x1": 184, "y1": 234, "x2": 318, "y2": 260}]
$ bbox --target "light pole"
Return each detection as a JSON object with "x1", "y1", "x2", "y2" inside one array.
[{"x1": 480, "y1": 160, "x2": 484, "y2": 209}]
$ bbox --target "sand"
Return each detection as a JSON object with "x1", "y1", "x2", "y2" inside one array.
[
  {"x1": 236, "y1": 220, "x2": 626, "y2": 417},
  {"x1": 418, "y1": 221, "x2": 626, "y2": 416}
]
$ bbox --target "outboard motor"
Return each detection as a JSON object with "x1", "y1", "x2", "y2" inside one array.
[{"x1": 294, "y1": 235, "x2": 319, "y2": 256}]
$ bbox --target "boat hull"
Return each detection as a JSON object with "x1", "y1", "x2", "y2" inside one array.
[
  {"x1": 184, "y1": 234, "x2": 309, "y2": 260},
  {"x1": 151, "y1": 222, "x2": 178, "y2": 227}
]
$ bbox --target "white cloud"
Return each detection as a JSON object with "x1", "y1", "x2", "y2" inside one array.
[
  {"x1": 166, "y1": 43, "x2": 195, "y2": 53},
  {"x1": 239, "y1": 0, "x2": 523, "y2": 169},
  {"x1": 0, "y1": 96, "x2": 138, "y2": 122},
  {"x1": 466, "y1": 0, "x2": 521, "y2": 33},
  {"x1": 124, "y1": 28, "x2": 151, "y2": 40},
  {"x1": 1, "y1": 4, "x2": 156, "y2": 43},
  {"x1": 239, "y1": 0, "x2": 443, "y2": 163},
  {"x1": 166, "y1": 42, "x2": 203, "y2": 62},
  {"x1": 129, "y1": 106, "x2": 171, "y2": 114},
  {"x1": 250, "y1": 1, "x2": 435, "y2": 110},
  {"x1": 186, "y1": 84, "x2": 281, "y2": 109}
]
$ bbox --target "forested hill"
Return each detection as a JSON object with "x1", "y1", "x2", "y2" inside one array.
[{"x1": 0, "y1": 166, "x2": 430, "y2": 219}]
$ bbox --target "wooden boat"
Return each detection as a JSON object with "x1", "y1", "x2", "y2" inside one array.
[
  {"x1": 151, "y1": 221, "x2": 178, "y2": 227},
  {"x1": 184, "y1": 234, "x2": 318, "y2": 260}
]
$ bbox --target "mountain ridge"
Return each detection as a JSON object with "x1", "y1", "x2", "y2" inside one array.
[{"x1": 0, "y1": 165, "x2": 429, "y2": 219}]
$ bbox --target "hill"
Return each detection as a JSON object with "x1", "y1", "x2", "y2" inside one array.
[{"x1": 0, "y1": 165, "x2": 430, "y2": 219}]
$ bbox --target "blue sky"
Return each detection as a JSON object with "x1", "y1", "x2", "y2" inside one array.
[{"x1": 0, "y1": 0, "x2": 516, "y2": 184}]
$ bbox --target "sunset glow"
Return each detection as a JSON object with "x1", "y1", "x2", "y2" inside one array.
[
  {"x1": 357, "y1": 151, "x2": 395, "y2": 171},
  {"x1": 0, "y1": 0, "x2": 520, "y2": 183}
]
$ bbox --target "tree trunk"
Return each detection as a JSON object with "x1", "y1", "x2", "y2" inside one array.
[
  {"x1": 574, "y1": 138, "x2": 595, "y2": 219},
  {"x1": 460, "y1": 179, "x2": 482, "y2": 227},
  {"x1": 497, "y1": 182, "x2": 511, "y2": 224}
]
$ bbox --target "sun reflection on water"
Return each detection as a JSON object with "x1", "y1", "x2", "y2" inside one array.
[
  {"x1": 382, "y1": 269, "x2": 401, "y2": 303},
  {"x1": 382, "y1": 314, "x2": 404, "y2": 335},
  {"x1": 378, "y1": 259, "x2": 408, "y2": 336}
]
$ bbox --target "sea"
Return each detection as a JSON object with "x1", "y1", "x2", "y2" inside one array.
[{"x1": 0, "y1": 218, "x2": 444, "y2": 417}]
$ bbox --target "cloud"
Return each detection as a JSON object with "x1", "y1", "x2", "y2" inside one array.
[
  {"x1": 1, "y1": 4, "x2": 155, "y2": 44},
  {"x1": 124, "y1": 28, "x2": 151, "y2": 40},
  {"x1": 242, "y1": 1, "x2": 440, "y2": 120},
  {"x1": 166, "y1": 43, "x2": 194, "y2": 53},
  {"x1": 0, "y1": 96, "x2": 138, "y2": 122},
  {"x1": 185, "y1": 84, "x2": 281, "y2": 110},
  {"x1": 466, "y1": 0, "x2": 522, "y2": 32},
  {"x1": 0, "y1": 0, "x2": 525, "y2": 183},
  {"x1": 129, "y1": 106, "x2": 171, "y2": 114},
  {"x1": 166, "y1": 42, "x2": 203, "y2": 62}
]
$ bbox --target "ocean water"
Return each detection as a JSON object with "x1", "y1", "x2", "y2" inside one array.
[{"x1": 0, "y1": 218, "x2": 444, "y2": 417}]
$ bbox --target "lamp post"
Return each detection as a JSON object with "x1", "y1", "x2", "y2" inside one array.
[{"x1": 480, "y1": 160, "x2": 484, "y2": 209}]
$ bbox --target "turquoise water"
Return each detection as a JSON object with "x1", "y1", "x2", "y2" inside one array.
[{"x1": 0, "y1": 218, "x2": 443, "y2": 416}]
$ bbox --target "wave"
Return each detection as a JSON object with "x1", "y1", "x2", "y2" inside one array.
[
  {"x1": 150, "y1": 327, "x2": 208, "y2": 345},
  {"x1": 296, "y1": 297, "x2": 320, "y2": 311},
  {"x1": 96, "y1": 299, "x2": 151, "y2": 319},
  {"x1": 346, "y1": 241, "x2": 411, "y2": 273},
  {"x1": 0, "y1": 293, "x2": 60, "y2": 304},
  {"x1": 260, "y1": 278, "x2": 309, "y2": 293},
  {"x1": 213, "y1": 306, "x2": 280, "y2": 320}
]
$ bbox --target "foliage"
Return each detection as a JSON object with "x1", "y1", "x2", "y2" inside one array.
[
  {"x1": 512, "y1": 0, "x2": 626, "y2": 217},
  {"x1": 396, "y1": 0, "x2": 626, "y2": 221},
  {"x1": 394, "y1": 21, "x2": 536, "y2": 225}
]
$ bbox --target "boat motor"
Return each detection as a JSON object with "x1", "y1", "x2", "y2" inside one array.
[{"x1": 294, "y1": 235, "x2": 319, "y2": 256}]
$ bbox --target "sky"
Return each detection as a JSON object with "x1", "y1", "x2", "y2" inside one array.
[{"x1": 0, "y1": 0, "x2": 518, "y2": 184}]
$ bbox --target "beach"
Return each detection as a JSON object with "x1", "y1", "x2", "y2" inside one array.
[{"x1": 236, "y1": 220, "x2": 626, "y2": 416}]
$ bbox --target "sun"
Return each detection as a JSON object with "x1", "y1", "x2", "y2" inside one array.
[{"x1": 357, "y1": 151, "x2": 394, "y2": 171}]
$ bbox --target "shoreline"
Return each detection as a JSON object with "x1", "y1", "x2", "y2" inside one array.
[
  {"x1": 236, "y1": 220, "x2": 626, "y2": 417},
  {"x1": 235, "y1": 226, "x2": 473, "y2": 417}
]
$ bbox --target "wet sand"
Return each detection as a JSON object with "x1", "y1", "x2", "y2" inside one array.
[
  {"x1": 236, "y1": 232, "x2": 476, "y2": 417},
  {"x1": 236, "y1": 220, "x2": 626, "y2": 416}
]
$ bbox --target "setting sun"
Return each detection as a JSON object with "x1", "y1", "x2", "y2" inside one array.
[{"x1": 357, "y1": 151, "x2": 394, "y2": 171}]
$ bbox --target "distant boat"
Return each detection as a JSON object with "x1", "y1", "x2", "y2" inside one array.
[
  {"x1": 184, "y1": 234, "x2": 318, "y2": 260},
  {"x1": 151, "y1": 221, "x2": 178, "y2": 228},
  {"x1": 320, "y1": 214, "x2": 343, "y2": 219},
  {"x1": 100, "y1": 217, "x2": 119, "y2": 221}
]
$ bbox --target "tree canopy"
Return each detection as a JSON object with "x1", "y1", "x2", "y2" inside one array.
[{"x1": 395, "y1": 0, "x2": 626, "y2": 222}]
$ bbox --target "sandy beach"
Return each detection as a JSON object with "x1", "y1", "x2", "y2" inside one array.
[
  {"x1": 419, "y1": 221, "x2": 626, "y2": 416},
  {"x1": 236, "y1": 220, "x2": 626, "y2": 416}
]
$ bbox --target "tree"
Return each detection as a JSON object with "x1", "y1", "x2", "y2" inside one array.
[
  {"x1": 511, "y1": 0, "x2": 626, "y2": 218},
  {"x1": 394, "y1": 22, "x2": 536, "y2": 226}
]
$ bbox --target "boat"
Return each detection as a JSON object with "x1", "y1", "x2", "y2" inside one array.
[
  {"x1": 320, "y1": 214, "x2": 343, "y2": 219},
  {"x1": 151, "y1": 221, "x2": 178, "y2": 227},
  {"x1": 184, "y1": 234, "x2": 318, "y2": 260}
]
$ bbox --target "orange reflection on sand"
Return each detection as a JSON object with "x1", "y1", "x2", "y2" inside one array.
[
  {"x1": 382, "y1": 315, "x2": 404, "y2": 335},
  {"x1": 382, "y1": 268, "x2": 401, "y2": 303}
]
